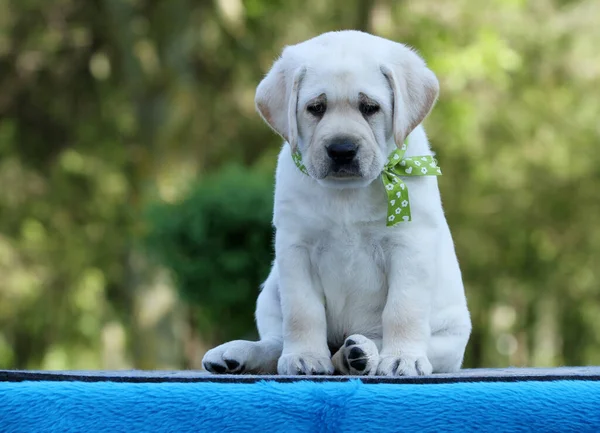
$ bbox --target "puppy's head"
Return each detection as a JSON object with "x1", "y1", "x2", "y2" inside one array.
[{"x1": 255, "y1": 30, "x2": 439, "y2": 189}]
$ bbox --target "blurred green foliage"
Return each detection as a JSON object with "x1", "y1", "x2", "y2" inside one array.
[
  {"x1": 0, "y1": 0, "x2": 598, "y2": 370},
  {"x1": 144, "y1": 165, "x2": 274, "y2": 341}
]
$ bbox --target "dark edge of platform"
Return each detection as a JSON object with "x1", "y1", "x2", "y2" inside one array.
[{"x1": 1, "y1": 367, "x2": 599, "y2": 384}]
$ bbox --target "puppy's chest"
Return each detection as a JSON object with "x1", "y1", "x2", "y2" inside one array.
[
  {"x1": 317, "y1": 184, "x2": 387, "y2": 226},
  {"x1": 310, "y1": 229, "x2": 388, "y2": 300},
  {"x1": 309, "y1": 229, "x2": 389, "y2": 345}
]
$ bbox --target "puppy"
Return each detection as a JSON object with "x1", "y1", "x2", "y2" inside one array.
[{"x1": 203, "y1": 30, "x2": 471, "y2": 376}]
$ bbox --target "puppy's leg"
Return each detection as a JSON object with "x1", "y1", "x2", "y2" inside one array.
[
  {"x1": 377, "y1": 231, "x2": 435, "y2": 376},
  {"x1": 332, "y1": 334, "x2": 380, "y2": 376},
  {"x1": 427, "y1": 325, "x2": 471, "y2": 373},
  {"x1": 276, "y1": 239, "x2": 333, "y2": 375},
  {"x1": 203, "y1": 268, "x2": 283, "y2": 374}
]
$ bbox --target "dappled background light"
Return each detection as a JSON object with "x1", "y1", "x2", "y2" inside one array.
[{"x1": 0, "y1": 0, "x2": 599, "y2": 371}]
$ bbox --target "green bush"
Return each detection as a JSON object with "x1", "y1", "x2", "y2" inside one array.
[{"x1": 144, "y1": 165, "x2": 274, "y2": 341}]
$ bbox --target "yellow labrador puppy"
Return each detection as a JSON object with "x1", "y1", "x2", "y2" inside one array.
[{"x1": 203, "y1": 31, "x2": 471, "y2": 376}]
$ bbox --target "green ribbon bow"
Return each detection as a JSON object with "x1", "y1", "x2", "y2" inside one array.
[{"x1": 291, "y1": 140, "x2": 442, "y2": 226}]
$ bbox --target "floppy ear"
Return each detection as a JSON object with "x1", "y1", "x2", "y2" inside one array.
[
  {"x1": 381, "y1": 48, "x2": 439, "y2": 147},
  {"x1": 255, "y1": 54, "x2": 306, "y2": 153}
]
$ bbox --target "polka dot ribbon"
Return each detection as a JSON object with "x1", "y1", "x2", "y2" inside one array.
[{"x1": 291, "y1": 140, "x2": 442, "y2": 226}]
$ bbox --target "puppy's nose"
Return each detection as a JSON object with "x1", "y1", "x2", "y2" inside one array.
[{"x1": 326, "y1": 142, "x2": 358, "y2": 164}]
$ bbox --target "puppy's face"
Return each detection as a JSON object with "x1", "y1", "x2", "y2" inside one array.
[
  {"x1": 255, "y1": 31, "x2": 439, "y2": 189},
  {"x1": 296, "y1": 67, "x2": 393, "y2": 188}
]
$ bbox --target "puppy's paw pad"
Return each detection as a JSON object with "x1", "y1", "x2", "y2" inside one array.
[
  {"x1": 376, "y1": 354, "x2": 433, "y2": 377},
  {"x1": 349, "y1": 358, "x2": 368, "y2": 371},
  {"x1": 344, "y1": 339, "x2": 356, "y2": 347},
  {"x1": 278, "y1": 353, "x2": 334, "y2": 375},
  {"x1": 342, "y1": 334, "x2": 379, "y2": 376},
  {"x1": 224, "y1": 359, "x2": 244, "y2": 373},
  {"x1": 203, "y1": 361, "x2": 228, "y2": 374},
  {"x1": 203, "y1": 356, "x2": 244, "y2": 374},
  {"x1": 348, "y1": 347, "x2": 364, "y2": 360}
]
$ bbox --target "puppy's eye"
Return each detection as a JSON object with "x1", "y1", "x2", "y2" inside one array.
[
  {"x1": 360, "y1": 102, "x2": 380, "y2": 116},
  {"x1": 307, "y1": 103, "x2": 326, "y2": 116}
]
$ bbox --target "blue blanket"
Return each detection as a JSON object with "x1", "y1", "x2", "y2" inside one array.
[{"x1": 1, "y1": 369, "x2": 600, "y2": 432}]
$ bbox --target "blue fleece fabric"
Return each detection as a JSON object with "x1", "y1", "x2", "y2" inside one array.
[{"x1": 1, "y1": 379, "x2": 599, "y2": 433}]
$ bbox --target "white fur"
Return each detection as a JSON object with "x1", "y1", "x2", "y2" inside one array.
[{"x1": 203, "y1": 31, "x2": 471, "y2": 376}]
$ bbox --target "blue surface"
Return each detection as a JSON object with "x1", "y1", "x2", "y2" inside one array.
[{"x1": 1, "y1": 379, "x2": 600, "y2": 432}]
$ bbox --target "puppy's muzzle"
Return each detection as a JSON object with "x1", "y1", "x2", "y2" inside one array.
[{"x1": 326, "y1": 139, "x2": 360, "y2": 177}]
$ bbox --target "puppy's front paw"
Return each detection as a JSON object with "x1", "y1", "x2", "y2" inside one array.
[
  {"x1": 376, "y1": 354, "x2": 433, "y2": 376},
  {"x1": 277, "y1": 352, "x2": 334, "y2": 375}
]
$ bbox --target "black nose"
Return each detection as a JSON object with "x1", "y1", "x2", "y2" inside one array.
[{"x1": 326, "y1": 142, "x2": 358, "y2": 164}]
